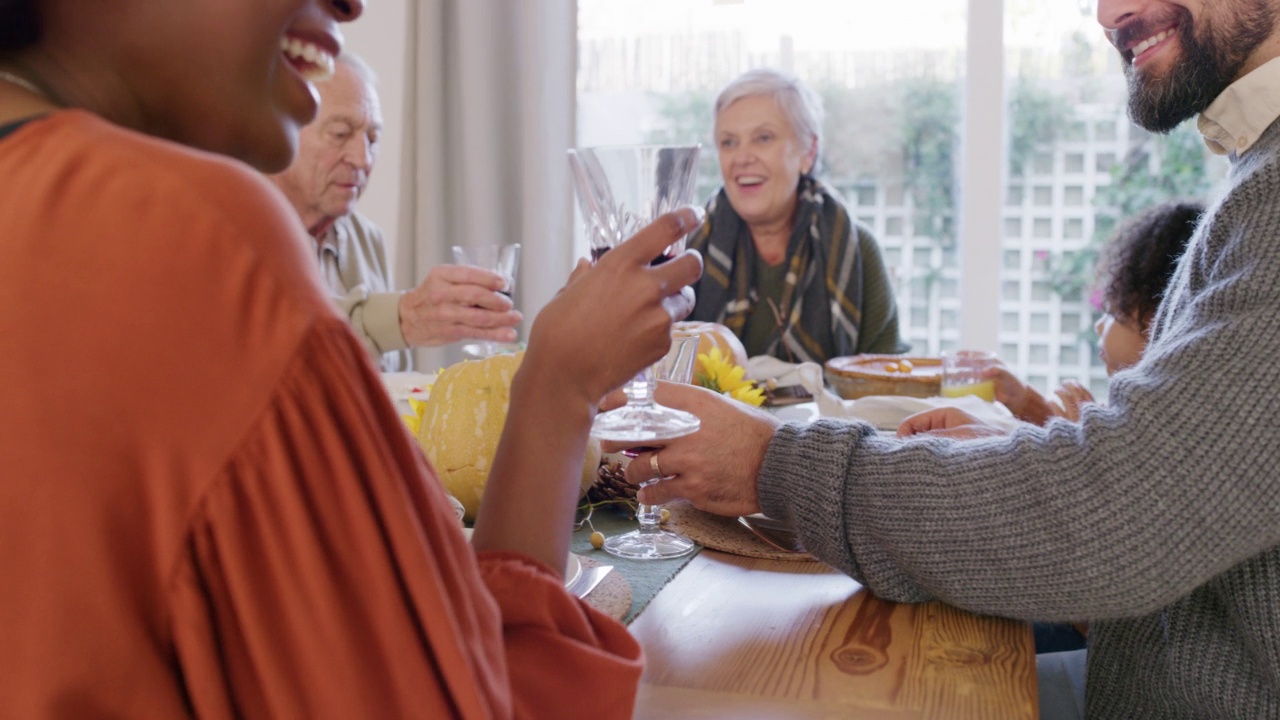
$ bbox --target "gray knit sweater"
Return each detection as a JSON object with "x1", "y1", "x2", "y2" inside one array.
[{"x1": 758, "y1": 118, "x2": 1280, "y2": 718}]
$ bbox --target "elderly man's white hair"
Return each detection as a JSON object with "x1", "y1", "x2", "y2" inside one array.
[
  {"x1": 714, "y1": 68, "x2": 824, "y2": 169},
  {"x1": 337, "y1": 51, "x2": 377, "y2": 88}
]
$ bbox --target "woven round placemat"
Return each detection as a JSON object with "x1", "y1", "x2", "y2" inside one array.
[
  {"x1": 663, "y1": 501, "x2": 815, "y2": 562},
  {"x1": 579, "y1": 555, "x2": 632, "y2": 620}
]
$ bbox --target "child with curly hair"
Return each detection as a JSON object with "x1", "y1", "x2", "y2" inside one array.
[{"x1": 990, "y1": 200, "x2": 1206, "y2": 424}]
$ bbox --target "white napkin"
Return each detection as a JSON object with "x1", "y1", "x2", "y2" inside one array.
[
  {"x1": 782, "y1": 360, "x2": 1020, "y2": 432},
  {"x1": 745, "y1": 356, "x2": 807, "y2": 386}
]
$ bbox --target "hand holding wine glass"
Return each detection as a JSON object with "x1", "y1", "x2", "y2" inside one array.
[
  {"x1": 477, "y1": 209, "x2": 703, "y2": 577},
  {"x1": 450, "y1": 243, "x2": 521, "y2": 357},
  {"x1": 602, "y1": 331, "x2": 703, "y2": 559},
  {"x1": 568, "y1": 144, "x2": 704, "y2": 443}
]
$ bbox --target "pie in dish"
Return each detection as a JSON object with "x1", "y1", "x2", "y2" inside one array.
[{"x1": 824, "y1": 355, "x2": 942, "y2": 399}]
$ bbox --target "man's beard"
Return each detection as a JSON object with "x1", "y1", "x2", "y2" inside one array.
[{"x1": 1122, "y1": 3, "x2": 1277, "y2": 133}]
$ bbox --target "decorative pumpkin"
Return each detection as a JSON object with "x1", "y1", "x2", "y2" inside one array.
[
  {"x1": 673, "y1": 320, "x2": 750, "y2": 375},
  {"x1": 416, "y1": 352, "x2": 599, "y2": 521}
]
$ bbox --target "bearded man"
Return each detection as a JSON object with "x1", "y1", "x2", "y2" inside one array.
[{"x1": 613, "y1": 1, "x2": 1280, "y2": 718}]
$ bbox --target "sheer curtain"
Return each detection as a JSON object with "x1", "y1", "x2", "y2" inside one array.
[{"x1": 395, "y1": 0, "x2": 577, "y2": 372}]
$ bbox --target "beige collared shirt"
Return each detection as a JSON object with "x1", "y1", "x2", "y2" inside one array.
[
  {"x1": 1198, "y1": 56, "x2": 1280, "y2": 156},
  {"x1": 316, "y1": 210, "x2": 411, "y2": 372}
]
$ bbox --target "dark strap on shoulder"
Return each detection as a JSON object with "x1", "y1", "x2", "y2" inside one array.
[{"x1": 0, "y1": 115, "x2": 40, "y2": 141}]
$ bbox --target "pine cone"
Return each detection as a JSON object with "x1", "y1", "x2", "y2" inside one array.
[{"x1": 586, "y1": 459, "x2": 637, "y2": 504}]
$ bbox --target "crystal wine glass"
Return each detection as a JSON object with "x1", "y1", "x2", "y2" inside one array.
[
  {"x1": 450, "y1": 243, "x2": 521, "y2": 358},
  {"x1": 568, "y1": 144, "x2": 702, "y2": 443},
  {"x1": 602, "y1": 331, "x2": 701, "y2": 559}
]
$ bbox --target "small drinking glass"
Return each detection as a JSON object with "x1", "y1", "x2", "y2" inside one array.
[
  {"x1": 450, "y1": 243, "x2": 521, "y2": 358},
  {"x1": 940, "y1": 349, "x2": 998, "y2": 401},
  {"x1": 603, "y1": 332, "x2": 701, "y2": 560},
  {"x1": 568, "y1": 143, "x2": 702, "y2": 442}
]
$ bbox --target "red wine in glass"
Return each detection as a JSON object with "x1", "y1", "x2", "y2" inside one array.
[{"x1": 590, "y1": 246, "x2": 677, "y2": 266}]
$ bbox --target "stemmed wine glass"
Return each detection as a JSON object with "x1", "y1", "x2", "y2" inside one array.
[
  {"x1": 568, "y1": 144, "x2": 702, "y2": 443},
  {"x1": 450, "y1": 243, "x2": 521, "y2": 357},
  {"x1": 602, "y1": 331, "x2": 701, "y2": 559}
]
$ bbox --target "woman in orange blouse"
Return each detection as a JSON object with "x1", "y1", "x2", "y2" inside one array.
[{"x1": 0, "y1": 0, "x2": 702, "y2": 717}]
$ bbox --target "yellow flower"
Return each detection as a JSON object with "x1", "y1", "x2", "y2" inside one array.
[
  {"x1": 398, "y1": 372, "x2": 439, "y2": 436},
  {"x1": 695, "y1": 347, "x2": 765, "y2": 407},
  {"x1": 401, "y1": 395, "x2": 427, "y2": 436}
]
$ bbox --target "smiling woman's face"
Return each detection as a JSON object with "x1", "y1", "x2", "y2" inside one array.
[
  {"x1": 714, "y1": 94, "x2": 816, "y2": 232},
  {"x1": 26, "y1": 0, "x2": 363, "y2": 171}
]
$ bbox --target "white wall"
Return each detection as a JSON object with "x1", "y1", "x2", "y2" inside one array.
[{"x1": 345, "y1": 0, "x2": 409, "y2": 263}]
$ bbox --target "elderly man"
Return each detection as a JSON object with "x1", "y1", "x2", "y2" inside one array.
[
  {"x1": 271, "y1": 53, "x2": 518, "y2": 371},
  {"x1": 628, "y1": 1, "x2": 1280, "y2": 718}
]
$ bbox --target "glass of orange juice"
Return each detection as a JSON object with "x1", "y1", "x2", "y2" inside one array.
[{"x1": 940, "y1": 350, "x2": 998, "y2": 401}]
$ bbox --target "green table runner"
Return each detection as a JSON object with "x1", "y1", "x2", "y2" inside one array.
[{"x1": 570, "y1": 506, "x2": 701, "y2": 624}]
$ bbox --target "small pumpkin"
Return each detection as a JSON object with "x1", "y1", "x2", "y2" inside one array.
[
  {"x1": 416, "y1": 352, "x2": 598, "y2": 521},
  {"x1": 673, "y1": 320, "x2": 749, "y2": 375}
]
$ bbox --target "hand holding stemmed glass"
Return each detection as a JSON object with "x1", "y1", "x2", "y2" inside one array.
[
  {"x1": 569, "y1": 143, "x2": 705, "y2": 559},
  {"x1": 568, "y1": 144, "x2": 703, "y2": 444},
  {"x1": 603, "y1": 331, "x2": 702, "y2": 559}
]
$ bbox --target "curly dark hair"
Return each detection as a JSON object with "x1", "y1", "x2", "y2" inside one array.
[
  {"x1": 0, "y1": 0, "x2": 42, "y2": 52},
  {"x1": 1099, "y1": 200, "x2": 1204, "y2": 329}
]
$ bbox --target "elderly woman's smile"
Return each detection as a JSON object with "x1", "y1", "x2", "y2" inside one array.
[{"x1": 715, "y1": 93, "x2": 813, "y2": 230}]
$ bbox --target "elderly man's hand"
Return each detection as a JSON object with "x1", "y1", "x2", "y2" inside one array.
[{"x1": 398, "y1": 265, "x2": 523, "y2": 348}]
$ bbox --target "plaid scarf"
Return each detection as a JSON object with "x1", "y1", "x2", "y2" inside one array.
[{"x1": 689, "y1": 176, "x2": 864, "y2": 363}]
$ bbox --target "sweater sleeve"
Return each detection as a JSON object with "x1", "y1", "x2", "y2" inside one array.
[{"x1": 758, "y1": 188, "x2": 1280, "y2": 623}]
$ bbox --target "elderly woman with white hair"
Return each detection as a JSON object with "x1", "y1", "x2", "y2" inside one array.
[{"x1": 687, "y1": 67, "x2": 907, "y2": 364}]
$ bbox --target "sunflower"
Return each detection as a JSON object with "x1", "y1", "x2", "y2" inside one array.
[
  {"x1": 398, "y1": 375, "x2": 438, "y2": 436},
  {"x1": 694, "y1": 347, "x2": 766, "y2": 407},
  {"x1": 400, "y1": 396, "x2": 428, "y2": 436}
]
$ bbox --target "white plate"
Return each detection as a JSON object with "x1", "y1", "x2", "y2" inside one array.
[
  {"x1": 380, "y1": 371, "x2": 436, "y2": 402},
  {"x1": 460, "y1": 528, "x2": 582, "y2": 589},
  {"x1": 767, "y1": 401, "x2": 819, "y2": 424}
]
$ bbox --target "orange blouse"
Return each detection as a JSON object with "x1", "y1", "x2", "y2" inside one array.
[{"x1": 0, "y1": 111, "x2": 641, "y2": 718}]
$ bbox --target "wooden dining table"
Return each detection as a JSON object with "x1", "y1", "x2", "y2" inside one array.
[{"x1": 628, "y1": 549, "x2": 1038, "y2": 719}]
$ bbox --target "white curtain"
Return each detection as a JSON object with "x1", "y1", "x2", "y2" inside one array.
[{"x1": 395, "y1": 0, "x2": 578, "y2": 372}]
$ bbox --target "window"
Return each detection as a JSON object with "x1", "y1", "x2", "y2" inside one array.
[
  {"x1": 1031, "y1": 152, "x2": 1054, "y2": 175},
  {"x1": 578, "y1": 0, "x2": 1227, "y2": 391}
]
